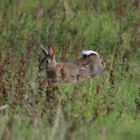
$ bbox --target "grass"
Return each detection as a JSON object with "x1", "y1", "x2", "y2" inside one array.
[{"x1": 0, "y1": 0, "x2": 140, "y2": 140}]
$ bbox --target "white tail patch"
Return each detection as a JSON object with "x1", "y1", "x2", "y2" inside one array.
[{"x1": 82, "y1": 50, "x2": 99, "y2": 56}]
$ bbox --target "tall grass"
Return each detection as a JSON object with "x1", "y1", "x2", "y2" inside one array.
[{"x1": 0, "y1": 0, "x2": 140, "y2": 140}]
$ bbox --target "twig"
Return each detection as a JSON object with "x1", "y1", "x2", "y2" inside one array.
[{"x1": 0, "y1": 104, "x2": 9, "y2": 111}]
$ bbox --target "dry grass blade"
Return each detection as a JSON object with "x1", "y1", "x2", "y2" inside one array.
[{"x1": 48, "y1": 104, "x2": 62, "y2": 140}]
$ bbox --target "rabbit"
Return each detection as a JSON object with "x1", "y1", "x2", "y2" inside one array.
[{"x1": 39, "y1": 45, "x2": 106, "y2": 83}]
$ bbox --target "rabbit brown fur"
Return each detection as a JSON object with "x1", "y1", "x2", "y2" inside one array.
[{"x1": 39, "y1": 46, "x2": 106, "y2": 83}]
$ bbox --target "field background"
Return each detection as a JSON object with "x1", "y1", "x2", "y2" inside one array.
[{"x1": 0, "y1": 0, "x2": 140, "y2": 140}]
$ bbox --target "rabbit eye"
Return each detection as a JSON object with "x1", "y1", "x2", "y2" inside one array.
[{"x1": 46, "y1": 59, "x2": 49, "y2": 63}]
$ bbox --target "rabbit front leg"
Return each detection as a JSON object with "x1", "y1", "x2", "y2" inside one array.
[{"x1": 39, "y1": 78, "x2": 52, "y2": 91}]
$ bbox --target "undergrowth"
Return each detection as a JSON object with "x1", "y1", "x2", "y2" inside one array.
[{"x1": 0, "y1": 0, "x2": 140, "y2": 140}]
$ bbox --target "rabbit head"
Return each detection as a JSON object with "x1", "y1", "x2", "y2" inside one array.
[{"x1": 39, "y1": 45, "x2": 57, "y2": 71}]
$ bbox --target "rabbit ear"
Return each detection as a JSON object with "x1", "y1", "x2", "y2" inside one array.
[
  {"x1": 39, "y1": 45, "x2": 48, "y2": 56},
  {"x1": 49, "y1": 47, "x2": 55, "y2": 57}
]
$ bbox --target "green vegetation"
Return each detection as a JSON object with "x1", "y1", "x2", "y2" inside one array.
[{"x1": 0, "y1": 0, "x2": 140, "y2": 140}]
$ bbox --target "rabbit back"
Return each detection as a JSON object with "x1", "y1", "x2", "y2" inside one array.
[{"x1": 51, "y1": 62, "x2": 92, "y2": 83}]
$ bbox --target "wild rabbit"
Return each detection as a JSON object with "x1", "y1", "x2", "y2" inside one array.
[{"x1": 39, "y1": 45, "x2": 106, "y2": 83}]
